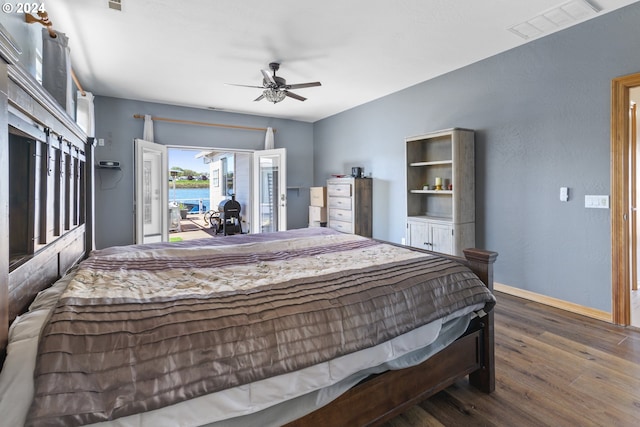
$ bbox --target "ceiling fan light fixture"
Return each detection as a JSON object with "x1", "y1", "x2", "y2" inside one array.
[
  {"x1": 264, "y1": 88, "x2": 286, "y2": 103},
  {"x1": 229, "y1": 63, "x2": 319, "y2": 103}
]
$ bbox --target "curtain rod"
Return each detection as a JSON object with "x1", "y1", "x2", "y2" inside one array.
[
  {"x1": 24, "y1": 11, "x2": 56, "y2": 38},
  {"x1": 133, "y1": 114, "x2": 274, "y2": 133},
  {"x1": 71, "y1": 69, "x2": 86, "y2": 96}
]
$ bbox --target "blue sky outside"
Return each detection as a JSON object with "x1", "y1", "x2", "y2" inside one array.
[{"x1": 169, "y1": 148, "x2": 209, "y2": 174}]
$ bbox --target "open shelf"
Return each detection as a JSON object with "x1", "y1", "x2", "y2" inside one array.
[
  {"x1": 409, "y1": 160, "x2": 453, "y2": 167},
  {"x1": 405, "y1": 128, "x2": 475, "y2": 255},
  {"x1": 410, "y1": 190, "x2": 453, "y2": 195}
]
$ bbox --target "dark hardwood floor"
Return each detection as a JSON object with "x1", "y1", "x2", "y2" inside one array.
[{"x1": 382, "y1": 292, "x2": 640, "y2": 427}]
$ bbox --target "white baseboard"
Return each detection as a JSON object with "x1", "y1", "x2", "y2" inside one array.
[{"x1": 494, "y1": 282, "x2": 612, "y2": 323}]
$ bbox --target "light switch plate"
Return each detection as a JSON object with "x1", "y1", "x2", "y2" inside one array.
[
  {"x1": 584, "y1": 195, "x2": 609, "y2": 209},
  {"x1": 560, "y1": 187, "x2": 569, "y2": 202}
]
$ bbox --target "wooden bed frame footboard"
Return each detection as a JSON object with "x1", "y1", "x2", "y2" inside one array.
[{"x1": 285, "y1": 248, "x2": 498, "y2": 427}]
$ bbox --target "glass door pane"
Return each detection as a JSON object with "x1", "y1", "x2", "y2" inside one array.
[
  {"x1": 135, "y1": 139, "x2": 168, "y2": 243},
  {"x1": 253, "y1": 148, "x2": 286, "y2": 233}
]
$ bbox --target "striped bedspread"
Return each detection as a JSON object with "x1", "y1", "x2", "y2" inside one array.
[{"x1": 26, "y1": 228, "x2": 495, "y2": 427}]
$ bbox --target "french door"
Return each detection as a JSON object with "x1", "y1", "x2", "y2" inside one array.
[
  {"x1": 252, "y1": 148, "x2": 287, "y2": 233},
  {"x1": 134, "y1": 139, "x2": 168, "y2": 243}
]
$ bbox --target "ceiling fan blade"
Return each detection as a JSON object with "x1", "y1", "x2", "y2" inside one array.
[
  {"x1": 285, "y1": 91, "x2": 307, "y2": 102},
  {"x1": 226, "y1": 83, "x2": 265, "y2": 89},
  {"x1": 254, "y1": 93, "x2": 265, "y2": 102},
  {"x1": 285, "y1": 82, "x2": 322, "y2": 90},
  {"x1": 261, "y1": 69, "x2": 277, "y2": 86}
]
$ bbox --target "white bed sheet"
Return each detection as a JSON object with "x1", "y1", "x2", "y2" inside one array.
[{"x1": 0, "y1": 269, "x2": 482, "y2": 427}]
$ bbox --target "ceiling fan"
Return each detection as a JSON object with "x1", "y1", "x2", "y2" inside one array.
[{"x1": 228, "y1": 62, "x2": 321, "y2": 103}]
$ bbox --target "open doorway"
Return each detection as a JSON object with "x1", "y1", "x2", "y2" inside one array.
[
  {"x1": 630, "y1": 88, "x2": 639, "y2": 327},
  {"x1": 168, "y1": 147, "x2": 212, "y2": 215},
  {"x1": 166, "y1": 146, "x2": 288, "y2": 240},
  {"x1": 611, "y1": 72, "x2": 640, "y2": 326},
  {"x1": 167, "y1": 147, "x2": 251, "y2": 239},
  {"x1": 195, "y1": 148, "x2": 253, "y2": 234}
]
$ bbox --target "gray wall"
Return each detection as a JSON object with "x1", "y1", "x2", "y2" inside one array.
[
  {"x1": 313, "y1": 3, "x2": 640, "y2": 313},
  {"x1": 94, "y1": 96, "x2": 313, "y2": 249}
]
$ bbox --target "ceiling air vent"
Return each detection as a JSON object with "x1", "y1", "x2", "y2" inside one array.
[
  {"x1": 108, "y1": 0, "x2": 122, "y2": 11},
  {"x1": 508, "y1": 0, "x2": 599, "y2": 40}
]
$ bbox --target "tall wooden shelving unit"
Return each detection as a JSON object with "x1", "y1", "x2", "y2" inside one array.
[{"x1": 405, "y1": 128, "x2": 475, "y2": 256}]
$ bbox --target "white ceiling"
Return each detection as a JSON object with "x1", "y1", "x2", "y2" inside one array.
[{"x1": 45, "y1": 0, "x2": 638, "y2": 123}]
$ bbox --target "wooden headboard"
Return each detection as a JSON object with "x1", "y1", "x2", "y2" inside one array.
[{"x1": 0, "y1": 28, "x2": 94, "y2": 365}]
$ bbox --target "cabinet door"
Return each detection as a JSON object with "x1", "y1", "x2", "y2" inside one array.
[
  {"x1": 407, "y1": 221, "x2": 430, "y2": 250},
  {"x1": 430, "y1": 222, "x2": 454, "y2": 254}
]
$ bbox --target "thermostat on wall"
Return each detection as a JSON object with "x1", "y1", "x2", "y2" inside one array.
[{"x1": 98, "y1": 160, "x2": 120, "y2": 168}]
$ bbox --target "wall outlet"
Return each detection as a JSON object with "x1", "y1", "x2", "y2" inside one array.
[{"x1": 584, "y1": 195, "x2": 609, "y2": 209}]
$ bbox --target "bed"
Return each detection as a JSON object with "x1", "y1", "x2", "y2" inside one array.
[
  {"x1": 0, "y1": 24, "x2": 497, "y2": 427},
  {"x1": 0, "y1": 227, "x2": 496, "y2": 427}
]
